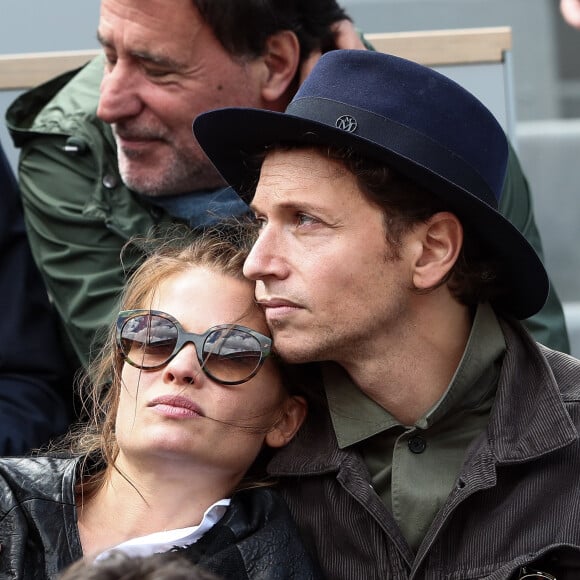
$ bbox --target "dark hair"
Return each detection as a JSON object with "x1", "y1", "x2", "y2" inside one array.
[
  {"x1": 59, "y1": 551, "x2": 221, "y2": 580},
  {"x1": 194, "y1": 0, "x2": 349, "y2": 63}
]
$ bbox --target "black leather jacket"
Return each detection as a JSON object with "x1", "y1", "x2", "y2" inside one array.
[{"x1": 0, "y1": 456, "x2": 320, "y2": 579}]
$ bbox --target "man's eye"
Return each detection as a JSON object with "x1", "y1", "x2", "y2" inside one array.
[
  {"x1": 253, "y1": 215, "x2": 267, "y2": 229},
  {"x1": 296, "y1": 213, "x2": 317, "y2": 226},
  {"x1": 145, "y1": 68, "x2": 173, "y2": 79},
  {"x1": 103, "y1": 54, "x2": 117, "y2": 71}
]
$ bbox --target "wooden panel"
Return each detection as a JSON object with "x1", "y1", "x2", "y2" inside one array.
[
  {"x1": 366, "y1": 27, "x2": 512, "y2": 66},
  {"x1": 0, "y1": 49, "x2": 100, "y2": 89},
  {"x1": 0, "y1": 26, "x2": 512, "y2": 90}
]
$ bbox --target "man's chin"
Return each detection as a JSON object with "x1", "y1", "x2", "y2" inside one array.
[
  {"x1": 273, "y1": 338, "x2": 320, "y2": 364},
  {"x1": 117, "y1": 160, "x2": 182, "y2": 196},
  {"x1": 117, "y1": 153, "x2": 216, "y2": 196},
  {"x1": 119, "y1": 172, "x2": 168, "y2": 196}
]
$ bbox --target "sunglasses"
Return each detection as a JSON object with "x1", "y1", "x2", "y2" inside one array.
[{"x1": 116, "y1": 309, "x2": 272, "y2": 385}]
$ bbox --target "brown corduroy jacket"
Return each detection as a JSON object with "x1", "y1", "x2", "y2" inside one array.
[{"x1": 270, "y1": 317, "x2": 580, "y2": 579}]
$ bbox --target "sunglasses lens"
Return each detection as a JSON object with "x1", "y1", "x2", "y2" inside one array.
[
  {"x1": 120, "y1": 314, "x2": 178, "y2": 369},
  {"x1": 203, "y1": 327, "x2": 264, "y2": 384}
]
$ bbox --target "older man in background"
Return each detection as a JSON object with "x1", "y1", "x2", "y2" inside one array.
[{"x1": 6, "y1": 0, "x2": 364, "y2": 370}]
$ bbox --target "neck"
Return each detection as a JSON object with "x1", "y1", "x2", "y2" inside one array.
[
  {"x1": 78, "y1": 452, "x2": 239, "y2": 558},
  {"x1": 341, "y1": 294, "x2": 472, "y2": 426}
]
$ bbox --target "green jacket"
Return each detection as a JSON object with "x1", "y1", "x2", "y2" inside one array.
[{"x1": 6, "y1": 55, "x2": 570, "y2": 367}]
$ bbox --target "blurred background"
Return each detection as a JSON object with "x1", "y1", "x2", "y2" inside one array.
[
  {"x1": 0, "y1": 0, "x2": 578, "y2": 351},
  {"x1": 1, "y1": 1, "x2": 578, "y2": 134}
]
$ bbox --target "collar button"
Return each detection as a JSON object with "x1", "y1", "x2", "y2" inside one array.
[{"x1": 408, "y1": 435, "x2": 427, "y2": 454}]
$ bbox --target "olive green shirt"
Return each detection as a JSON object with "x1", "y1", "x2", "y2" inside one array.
[{"x1": 325, "y1": 303, "x2": 506, "y2": 553}]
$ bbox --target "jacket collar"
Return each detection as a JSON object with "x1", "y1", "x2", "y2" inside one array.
[
  {"x1": 488, "y1": 317, "x2": 578, "y2": 463},
  {"x1": 269, "y1": 317, "x2": 578, "y2": 477}
]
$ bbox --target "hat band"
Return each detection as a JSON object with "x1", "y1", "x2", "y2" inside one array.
[{"x1": 287, "y1": 97, "x2": 498, "y2": 209}]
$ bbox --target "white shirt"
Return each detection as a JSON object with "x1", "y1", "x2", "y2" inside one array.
[{"x1": 94, "y1": 498, "x2": 231, "y2": 561}]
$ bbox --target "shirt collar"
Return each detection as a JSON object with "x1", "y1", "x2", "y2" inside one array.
[
  {"x1": 327, "y1": 303, "x2": 506, "y2": 448},
  {"x1": 141, "y1": 186, "x2": 249, "y2": 228},
  {"x1": 94, "y1": 498, "x2": 231, "y2": 561}
]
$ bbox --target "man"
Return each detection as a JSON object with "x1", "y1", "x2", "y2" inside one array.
[
  {"x1": 6, "y1": 0, "x2": 363, "y2": 368},
  {"x1": 194, "y1": 50, "x2": 580, "y2": 578}
]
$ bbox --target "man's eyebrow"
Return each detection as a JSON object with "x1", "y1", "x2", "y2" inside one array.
[
  {"x1": 96, "y1": 31, "x2": 185, "y2": 70},
  {"x1": 251, "y1": 199, "x2": 327, "y2": 214},
  {"x1": 96, "y1": 31, "x2": 110, "y2": 49},
  {"x1": 96, "y1": 30, "x2": 118, "y2": 51}
]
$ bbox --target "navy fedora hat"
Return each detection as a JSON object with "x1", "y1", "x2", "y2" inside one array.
[{"x1": 194, "y1": 49, "x2": 548, "y2": 319}]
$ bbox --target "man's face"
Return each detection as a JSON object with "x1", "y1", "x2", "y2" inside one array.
[
  {"x1": 97, "y1": 0, "x2": 267, "y2": 196},
  {"x1": 243, "y1": 148, "x2": 415, "y2": 367}
]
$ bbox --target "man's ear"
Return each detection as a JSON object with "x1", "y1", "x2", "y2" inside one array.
[
  {"x1": 260, "y1": 30, "x2": 300, "y2": 108},
  {"x1": 265, "y1": 396, "x2": 307, "y2": 448},
  {"x1": 412, "y1": 211, "x2": 463, "y2": 290}
]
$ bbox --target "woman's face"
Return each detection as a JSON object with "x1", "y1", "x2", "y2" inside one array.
[{"x1": 115, "y1": 266, "x2": 304, "y2": 481}]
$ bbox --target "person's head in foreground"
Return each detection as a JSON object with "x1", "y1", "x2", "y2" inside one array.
[
  {"x1": 65, "y1": 228, "x2": 307, "y2": 557},
  {"x1": 59, "y1": 550, "x2": 221, "y2": 580}
]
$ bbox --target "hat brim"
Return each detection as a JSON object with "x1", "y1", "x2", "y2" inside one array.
[{"x1": 194, "y1": 107, "x2": 549, "y2": 320}]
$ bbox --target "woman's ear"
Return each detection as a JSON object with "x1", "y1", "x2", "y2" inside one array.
[
  {"x1": 412, "y1": 211, "x2": 463, "y2": 290},
  {"x1": 265, "y1": 396, "x2": 307, "y2": 448},
  {"x1": 260, "y1": 30, "x2": 300, "y2": 108}
]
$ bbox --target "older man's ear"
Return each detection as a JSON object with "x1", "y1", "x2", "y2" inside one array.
[{"x1": 259, "y1": 31, "x2": 301, "y2": 110}]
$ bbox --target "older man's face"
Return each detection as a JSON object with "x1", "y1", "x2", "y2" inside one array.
[{"x1": 97, "y1": 0, "x2": 267, "y2": 196}]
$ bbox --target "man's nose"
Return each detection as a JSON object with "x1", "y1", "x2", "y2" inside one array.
[
  {"x1": 243, "y1": 228, "x2": 288, "y2": 281},
  {"x1": 97, "y1": 60, "x2": 143, "y2": 124}
]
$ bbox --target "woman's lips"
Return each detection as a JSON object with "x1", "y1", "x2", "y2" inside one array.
[{"x1": 148, "y1": 395, "x2": 204, "y2": 418}]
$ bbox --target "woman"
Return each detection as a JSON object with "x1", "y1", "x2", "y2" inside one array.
[{"x1": 0, "y1": 230, "x2": 317, "y2": 579}]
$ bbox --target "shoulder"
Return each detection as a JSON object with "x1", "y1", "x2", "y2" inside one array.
[
  {"x1": 0, "y1": 455, "x2": 79, "y2": 511},
  {"x1": 0, "y1": 456, "x2": 81, "y2": 575},
  {"x1": 539, "y1": 345, "x2": 580, "y2": 401},
  {"x1": 184, "y1": 488, "x2": 321, "y2": 579},
  {"x1": 230, "y1": 488, "x2": 320, "y2": 578},
  {"x1": 7, "y1": 55, "x2": 108, "y2": 142},
  {"x1": 501, "y1": 317, "x2": 580, "y2": 401},
  {"x1": 225, "y1": 487, "x2": 313, "y2": 539},
  {"x1": 203, "y1": 487, "x2": 298, "y2": 543}
]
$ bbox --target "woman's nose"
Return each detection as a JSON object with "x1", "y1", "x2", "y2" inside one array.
[{"x1": 161, "y1": 343, "x2": 202, "y2": 386}]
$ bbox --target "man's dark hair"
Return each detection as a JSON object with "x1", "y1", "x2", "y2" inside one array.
[
  {"x1": 59, "y1": 551, "x2": 221, "y2": 580},
  {"x1": 194, "y1": 0, "x2": 349, "y2": 62}
]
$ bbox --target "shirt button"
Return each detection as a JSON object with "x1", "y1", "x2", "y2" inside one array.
[
  {"x1": 408, "y1": 436, "x2": 427, "y2": 454},
  {"x1": 102, "y1": 174, "x2": 118, "y2": 189},
  {"x1": 63, "y1": 136, "x2": 88, "y2": 155}
]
